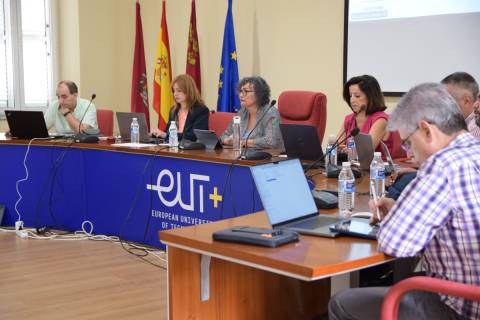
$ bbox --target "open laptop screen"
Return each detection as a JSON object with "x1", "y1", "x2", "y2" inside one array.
[{"x1": 250, "y1": 159, "x2": 317, "y2": 226}]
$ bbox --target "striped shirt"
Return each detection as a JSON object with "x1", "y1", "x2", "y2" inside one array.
[
  {"x1": 466, "y1": 112, "x2": 480, "y2": 139},
  {"x1": 378, "y1": 132, "x2": 480, "y2": 320}
]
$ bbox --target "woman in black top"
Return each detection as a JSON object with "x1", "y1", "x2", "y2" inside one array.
[{"x1": 152, "y1": 74, "x2": 209, "y2": 141}]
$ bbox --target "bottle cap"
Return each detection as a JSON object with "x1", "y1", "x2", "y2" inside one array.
[
  {"x1": 374, "y1": 152, "x2": 381, "y2": 157},
  {"x1": 233, "y1": 116, "x2": 241, "y2": 124},
  {"x1": 133, "y1": 117, "x2": 137, "y2": 120},
  {"x1": 342, "y1": 162, "x2": 351, "y2": 167}
]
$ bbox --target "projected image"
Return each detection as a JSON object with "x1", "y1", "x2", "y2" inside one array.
[
  {"x1": 345, "y1": 0, "x2": 480, "y2": 94},
  {"x1": 350, "y1": 0, "x2": 480, "y2": 22}
]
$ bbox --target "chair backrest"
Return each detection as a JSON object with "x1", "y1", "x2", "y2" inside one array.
[
  {"x1": 96, "y1": 109, "x2": 114, "y2": 136},
  {"x1": 389, "y1": 131, "x2": 407, "y2": 159},
  {"x1": 381, "y1": 276, "x2": 480, "y2": 320},
  {"x1": 208, "y1": 111, "x2": 235, "y2": 138},
  {"x1": 278, "y1": 90, "x2": 327, "y2": 144}
]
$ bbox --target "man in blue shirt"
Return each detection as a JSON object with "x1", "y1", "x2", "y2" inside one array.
[
  {"x1": 44, "y1": 80, "x2": 97, "y2": 134},
  {"x1": 329, "y1": 83, "x2": 480, "y2": 320}
]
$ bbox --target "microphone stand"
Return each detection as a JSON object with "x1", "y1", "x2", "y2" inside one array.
[
  {"x1": 303, "y1": 128, "x2": 360, "y2": 174},
  {"x1": 74, "y1": 94, "x2": 98, "y2": 143},
  {"x1": 239, "y1": 99, "x2": 276, "y2": 160}
]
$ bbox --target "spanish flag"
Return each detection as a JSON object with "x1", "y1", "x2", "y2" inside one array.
[{"x1": 153, "y1": 0, "x2": 173, "y2": 130}]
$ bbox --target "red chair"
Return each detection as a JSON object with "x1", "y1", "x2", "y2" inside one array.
[
  {"x1": 278, "y1": 90, "x2": 327, "y2": 144},
  {"x1": 208, "y1": 111, "x2": 235, "y2": 138},
  {"x1": 96, "y1": 109, "x2": 114, "y2": 136},
  {"x1": 389, "y1": 131, "x2": 407, "y2": 159},
  {"x1": 381, "y1": 276, "x2": 480, "y2": 320}
]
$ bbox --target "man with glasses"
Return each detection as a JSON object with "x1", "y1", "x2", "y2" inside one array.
[{"x1": 329, "y1": 83, "x2": 480, "y2": 320}]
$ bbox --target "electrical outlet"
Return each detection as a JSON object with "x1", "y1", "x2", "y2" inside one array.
[{"x1": 15, "y1": 220, "x2": 24, "y2": 231}]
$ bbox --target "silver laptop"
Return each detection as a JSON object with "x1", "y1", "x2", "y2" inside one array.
[
  {"x1": 250, "y1": 159, "x2": 341, "y2": 238},
  {"x1": 353, "y1": 133, "x2": 374, "y2": 170},
  {"x1": 116, "y1": 112, "x2": 157, "y2": 143}
]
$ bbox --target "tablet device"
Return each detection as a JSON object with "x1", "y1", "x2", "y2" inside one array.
[{"x1": 329, "y1": 218, "x2": 379, "y2": 240}]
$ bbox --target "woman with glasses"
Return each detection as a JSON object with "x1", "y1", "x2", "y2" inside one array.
[
  {"x1": 339, "y1": 74, "x2": 394, "y2": 154},
  {"x1": 221, "y1": 76, "x2": 284, "y2": 150},
  {"x1": 151, "y1": 74, "x2": 209, "y2": 141}
]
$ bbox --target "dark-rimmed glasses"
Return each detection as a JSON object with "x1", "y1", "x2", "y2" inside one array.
[{"x1": 400, "y1": 127, "x2": 419, "y2": 152}]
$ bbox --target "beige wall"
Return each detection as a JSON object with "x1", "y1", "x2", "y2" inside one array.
[{"x1": 49, "y1": 0, "x2": 398, "y2": 140}]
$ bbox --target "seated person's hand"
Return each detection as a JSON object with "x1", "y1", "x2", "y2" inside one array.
[
  {"x1": 222, "y1": 135, "x2": 233, "y2": 145},
  {"x1": 368, "y1": 197, "x2": 395, "y2": 225},
  {"x1": 151, "y1": 128, "x2": 166, "y2": 138},
  {"x1": 389, "y1": 166, "x2": 417, "y2": 182}
]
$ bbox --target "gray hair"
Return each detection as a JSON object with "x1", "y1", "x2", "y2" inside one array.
[
  {"x1": 389, "y1": 83, "x2": 467, "y2": 135},
  {"x1": 441, "y1": 71, "x2": 479, "y2": 103}
]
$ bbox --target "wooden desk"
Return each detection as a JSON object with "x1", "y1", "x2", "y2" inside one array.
[{"x1": 160, "y1": 210, "x2": 392, "y2": 319}]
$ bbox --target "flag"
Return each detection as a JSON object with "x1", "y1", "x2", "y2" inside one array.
[
  {"x1": 186, "y1": 0, "x2": 201, "y2": 92},
  {"x1": 131, "y1": 0, "x2": 150, "y2": 130},
  {"x1": 153, "y1": 0, "x2": 174, "y2": 130},
  {"x1": 216, "y1": 0, "x2": 240, "y2": 112}
]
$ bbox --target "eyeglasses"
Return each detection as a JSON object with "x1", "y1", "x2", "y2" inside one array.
[
  {"x1": 237, "y1": 89, "x2": 255, "y2": 95},
  {"x1": 400, "y1": 128, "x2": 419, "y2": 152}
]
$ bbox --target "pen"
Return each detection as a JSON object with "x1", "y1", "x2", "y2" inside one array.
[{"x1": 370, "y1": 180, "x2": 382, "y2": 221}]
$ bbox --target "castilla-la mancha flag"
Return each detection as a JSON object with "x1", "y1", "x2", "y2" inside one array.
[
  {"x1": 153, "y1": 0, "x2": 173, "y2": 130},
  {"x1": 131, "y1": 0, "x2": 150, "y2": 130},
  {"x1": 185, "y1": 0, "x2": 201, "y2": 92}
]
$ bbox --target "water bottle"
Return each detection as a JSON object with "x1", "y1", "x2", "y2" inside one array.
[
  {"x1": 346, "y1": 136, "x2": 358, "y2": 162},
  {"x1": 130, "y1": 117, "x2": 140, "y2": 144},
  {"x1": 338, "y1": 162, "x2": 355, "y2": 217},
  {"x1": 370, "y1": 151, "x2": 385, "y2": 198},
  {"x1": 232, "y1": 116, "x2": 241, "y2": 152},
  {"x1": 325, "y1": 134, "x2": 338, "y2": 170},
  {"x1": 168, "y1": 121, "x2": 179, "y2": 147}
]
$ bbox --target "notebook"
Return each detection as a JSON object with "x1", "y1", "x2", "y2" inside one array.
[
  {"x1": 250, "y1": 159, "x2": 341, "y2": 238},
  {"x1": 280, "y1": 124, "x2": 323, "y2": 161},
  {"x1": 116, "y1": 112, "x2": 158, "y2": 143},
  {"x1": 4, "y1": 110, "x2": 50, "y2": 139}
]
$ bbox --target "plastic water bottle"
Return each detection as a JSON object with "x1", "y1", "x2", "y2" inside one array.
[
  {"x1": 130, "y1": 117, "x2": 140, "y2": 144},
  {"x1": 338, "y1": 162, "x2": 355, "y2": 217},
  {"x1": 168, "y1": 121, "x2": 179, "y2": 147},
  {"x1": 346, "y1": 136, "x2": 358, "y2": 162},
  {"x1": 370, "y1": 151, "x2": 385, "y2": 198},
  {"x1": 232, "y1": 116, "x2": 241, "y2": 152},
  {"x1": 325, "y1": 134, "x2": 338, "y2": 170}
]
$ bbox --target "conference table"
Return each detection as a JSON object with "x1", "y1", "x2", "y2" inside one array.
[
  {"x1": 160, "y1": 176, "x2": 394, "y2": 320},
  {"x1": 0, "y1": 135, "x2": 269, "y2": 247}
]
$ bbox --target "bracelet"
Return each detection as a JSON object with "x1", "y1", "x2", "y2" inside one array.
[{"x1": 63, "y1": 111, "x2": 71, "y2": 117}]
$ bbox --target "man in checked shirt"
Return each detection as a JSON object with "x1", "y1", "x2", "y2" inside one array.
[{"x1": 329, "y1": 83, "x2": 480, "y2": 320}]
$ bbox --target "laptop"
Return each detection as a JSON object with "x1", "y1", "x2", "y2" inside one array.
[
  {"x1": 4, "y1": 110, "x2": 50, "y2": 139},
  {"x1": 194, "y1": 129, "x2": 222, "y2": 150},
  {"x1": 353, "y1": 133, "x2": 374, "y2": 170},
  {"x1": 280, "y1": 124, "x2": 323, "y2": 161},
  {"x1": 250, "y1": 158, "x2": 341, "y2": 238},
  {"x1": 116, "y1": 112, "x2": 158, "y2": 143}
]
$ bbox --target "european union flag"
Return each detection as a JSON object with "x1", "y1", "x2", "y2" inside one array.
[{"x1": 216, "y1": 0, "x2": 240, "y2": 112}]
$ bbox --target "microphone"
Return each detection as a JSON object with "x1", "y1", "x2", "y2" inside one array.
[
  {"x1": 304, "y1": 128, "x2": 360, "y2": 174},
  {"x1": 74, "y1": 94, "x2": 99, "y2": 143},
  {"x1": 240, "y1": 99, "x2": 276, "y2": 160}
]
